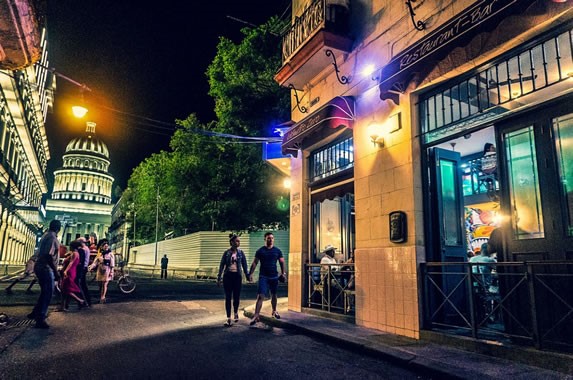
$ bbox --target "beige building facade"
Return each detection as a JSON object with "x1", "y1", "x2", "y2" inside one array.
[
  {"x1": 0, "y1": 25, "x2": 54, "y2": 266},
  {"x1": 275, "y1": 0, "x2": 573, "y2": 349}
]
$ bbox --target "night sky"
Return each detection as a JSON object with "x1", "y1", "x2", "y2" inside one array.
[{"x1": 44, "y1": 1, "x2": 290, "y2": 192}]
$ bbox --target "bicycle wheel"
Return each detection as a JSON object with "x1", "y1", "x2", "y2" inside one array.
[{"x1": 118, "y1": 275, "x2": 136, "y2": 294}]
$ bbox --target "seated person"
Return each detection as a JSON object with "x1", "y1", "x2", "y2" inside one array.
[
  {"x1": 470, "y1": 243, "x2": 497, "y2": 289},
  {"x1": 340, "y1": 250, "x2": 355, "y2": 289},
  {"x1": 320, "y1": 245, "x2": 339, "y2": 272}
]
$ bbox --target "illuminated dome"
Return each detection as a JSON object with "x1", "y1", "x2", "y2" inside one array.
[
  {"x1": 49, "y1": 121, "x2": 115, "y2": 205},
  {"x1": 65, "y1": 122, "x2": 109, "y2": 158}
]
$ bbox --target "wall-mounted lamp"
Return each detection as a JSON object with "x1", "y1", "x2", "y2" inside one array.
[
  {"x1": 368, "y1": 121, "x2": 385, "y2": 147},
  {"x1": 367, "y1": 113, "x2": 402, "y2": 148}
]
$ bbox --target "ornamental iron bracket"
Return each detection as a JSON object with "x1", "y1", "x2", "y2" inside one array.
[
  {"x1": 288, "y1": 84, "x2": 307, "y2": 113},
  {"x1": 325, "y1": 49, "x2": 350, "y2": 85},
  {"x1": 406, "y1": 0, "x2": 426, "y2": 31}
]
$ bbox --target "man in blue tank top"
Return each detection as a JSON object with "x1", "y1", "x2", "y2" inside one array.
[{"x1": 248, "y1": 232, "x2": 286, "y2": 325}]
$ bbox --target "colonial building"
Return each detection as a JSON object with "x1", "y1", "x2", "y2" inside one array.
[
  {"x1": 45, "y1": 121, "x2": 114, "y2": 246},
  {"x1": 273, "y1": 0, "x2": 573, "y2": 352},
  {"x1": 0, "y1": 21, "x2": 54, "y2": 266}
]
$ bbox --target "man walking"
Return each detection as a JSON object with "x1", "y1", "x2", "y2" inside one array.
[
  {"x1": 249, "y1": 232, "x2": 286, "y2": 325},
  {"x1": 29, "y1": 220, "x2": 61, "y2": 329},
  {"x1": 161, "y1": 254, "x2": 169, "y2": 279}
]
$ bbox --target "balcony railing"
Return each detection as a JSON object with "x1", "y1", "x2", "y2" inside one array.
[
  {"x1": 281, "y1": 0, "x2": 326, "y2": 62},
  {"x1": 306, "y1": 263, "x2": 355, "y2": 315},
  {"x1": 421, "y1": 261, "x2": 573, "y2": 352}
]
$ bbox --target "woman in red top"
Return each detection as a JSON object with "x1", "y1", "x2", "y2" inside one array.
[{"x1": 58, "y1": 240, "x2": 86, "y2": 311}]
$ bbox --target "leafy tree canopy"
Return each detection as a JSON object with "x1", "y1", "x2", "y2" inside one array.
[{"x1": 122, "y1": 16, "x2": 290, "y2": 243}]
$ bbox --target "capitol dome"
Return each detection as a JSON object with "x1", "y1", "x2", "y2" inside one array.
[
  {"x1": 49, "y1": 121, "x2": 115, "y2": 205},
  {"x1": 65, "y1": 135, "x2": 109, "y2": 158}
]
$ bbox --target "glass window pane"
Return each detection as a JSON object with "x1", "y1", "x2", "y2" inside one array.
[
  {"x1": 553, "y1": 112, "x2": 573, "y2": 236},
  {"x1": 505, "y1": 126, "x2": 544, "y2": 239},
  {"x1": 440, "y1": 160, "x2": 461, "y2": 246}
]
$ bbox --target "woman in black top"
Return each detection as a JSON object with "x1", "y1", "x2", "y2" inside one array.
[{"x1": 217, "y1": 234, "x2": 250, "y2": 326}]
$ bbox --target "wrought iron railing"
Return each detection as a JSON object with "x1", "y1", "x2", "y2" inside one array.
[
  {"x1": 281, "y1": 0, "x2": 325, "y2": 62},
  {"x1": 306, "y1": 263, "x2": 355, "y2": 315},
  {"x1": 421, "y1": 261, "x2": 573, "y2": 352}
]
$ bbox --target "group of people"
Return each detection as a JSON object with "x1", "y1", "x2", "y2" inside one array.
[
  {"x1": 216, "y1": 232, "x2": 286, "y2": 327},
  {"x1": 27, "y1": 220, "x2": 116, "y2": 329}
]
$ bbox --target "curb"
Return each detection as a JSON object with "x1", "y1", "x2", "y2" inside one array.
[{"x1": 243, "y1": 305, "x2": 465, "y2": 380}]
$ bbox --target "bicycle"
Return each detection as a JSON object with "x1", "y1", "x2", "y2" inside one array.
[{"x1": 115, "y1": 262, "x2": 136, "y2": 294}]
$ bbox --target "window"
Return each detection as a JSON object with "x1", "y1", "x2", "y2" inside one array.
[
  {"x1": 553, "y1": 112, "x2": 573, "y2": 236},
  {"x1": 505, "y1": 126, "x2": 544, "y2": 239},
  {"x1": 310, "y1": 137, "x2": 354, "y2": 182},
  {"x1": 420, "y1": 27, "x2": 573, "y2": 143}
]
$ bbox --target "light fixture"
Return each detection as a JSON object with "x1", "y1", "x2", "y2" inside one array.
[
  {"x1": 367, "y1": 113, "x2": 401, "y2": 148},
  {"x1": 367, "y1": 121, "x2": 385, "y2": 148},
  {"x1": 72, "y1": 105, "x2": 88, "y2": 118},
  {"x1": 72, "y1": 86, "x2": 89, "y2": 118},
  {"x1": 283, "y1": 178, "x2": 291, "y2": 189},
  {"x1": 362, "y1": 64, "x2": 377, "y2": 80}
]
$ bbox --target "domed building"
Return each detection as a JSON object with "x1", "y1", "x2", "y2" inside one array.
[{"x1": 46, "y1": 122, "x2": 114, "y2": 246}]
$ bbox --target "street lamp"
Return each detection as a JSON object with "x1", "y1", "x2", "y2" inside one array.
[{"x1": 154, "y1": 186, "x2": 159, "y2": 267}]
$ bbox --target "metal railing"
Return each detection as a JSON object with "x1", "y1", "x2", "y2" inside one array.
[
  {"x1": 281, "y1": 0, "x2": 325, "y2": 62},
  {"x1": 421, "y1": 261, "x2": 573, "y2": 351},
  {"x1": 306, "y1": 263, "x2": 355, "y2": 315}
]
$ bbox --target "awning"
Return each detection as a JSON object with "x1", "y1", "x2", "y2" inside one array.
[
  {"x1": 378, "y1": 0, "x2": 537, "y2": 103},
  {"x1": 282, "y1": 96, "x2": 355, "y2": 157}
]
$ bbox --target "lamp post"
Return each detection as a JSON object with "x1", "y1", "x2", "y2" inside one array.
[{"x1": 154, "y1": 186, "x2": 159, "y2": 267}]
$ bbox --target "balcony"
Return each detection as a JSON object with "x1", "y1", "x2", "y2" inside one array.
[
  {"x1": 274, "y1": 0, "x2": 353, "y2": 90},
  {"x1": 0, "y1": 0, "x2": 44, "y2": 70}
]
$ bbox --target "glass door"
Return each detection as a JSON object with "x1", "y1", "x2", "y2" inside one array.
[{"x1": 496, "y1": 100, "x2": 573, "y2": 347}]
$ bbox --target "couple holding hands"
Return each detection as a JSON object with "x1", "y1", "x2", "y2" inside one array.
[{"x1": 217, "y1": 232, "x2": 286, "y2": 327}]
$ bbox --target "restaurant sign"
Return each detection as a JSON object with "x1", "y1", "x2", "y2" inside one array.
[
  {"x1": 379, "y1": 0, "x2": 536, "y2": 100},
  {"x1": 282, "y1": 96, "x2": 355, "y2": 156}
]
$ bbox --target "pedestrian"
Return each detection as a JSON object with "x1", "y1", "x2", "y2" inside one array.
[
  {"x1": 29, "y1": 220, "x2": 61, "y2": 329},
  {"x1": 161, "y1": 254, "x2": 169, "y2": 279},
  {"x1": 248, "y1": 232, "x2": 286, "y2": 325},
  {"x1": 57, "y1": 240, "x2": 86, "y2": 311},
  {"x1": 217, "y1": 234, "x2": 250, "y2": 327},
  {"x1": 5, "y1": 250, "x2": 37, "y2": 294},
  {"x1": 89, "y1": 239, "x2": 114, "y2": 304},
  {"x1": 76, "y1": 237, "x2": 92, "y2": 307}
]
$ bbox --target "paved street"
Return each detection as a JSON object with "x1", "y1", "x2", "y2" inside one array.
[{"x1": 0, "y1": 279, "x2": 430, "y2": 380}]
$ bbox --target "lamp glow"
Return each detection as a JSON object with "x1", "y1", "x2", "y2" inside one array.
[
  {"x1": 367, "y1": 121, "x2": 385, "y2": 148},
  {"x1": 72, "y1": 105, "x2": 88, "y2": 118}
]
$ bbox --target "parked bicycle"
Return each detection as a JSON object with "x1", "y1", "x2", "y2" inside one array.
[
  {"x1": 115, "y1": 260, "x2": 136, "y2": 294},
  {"x1": 88, "y1": 255, "x2": 136, "y2": 294}
]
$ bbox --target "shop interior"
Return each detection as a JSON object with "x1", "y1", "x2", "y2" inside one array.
[{"x1": 433, "y1": 126, "x2": 501, "y2": 259}]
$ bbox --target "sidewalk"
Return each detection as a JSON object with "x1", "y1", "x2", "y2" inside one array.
[{"x1": 244, "y1": 297, "x2": 572, "y2": 379}]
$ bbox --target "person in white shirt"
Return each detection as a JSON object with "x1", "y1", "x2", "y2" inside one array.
[{"x1": 320, "y1": 245, "x2": 339, "y2": 272}]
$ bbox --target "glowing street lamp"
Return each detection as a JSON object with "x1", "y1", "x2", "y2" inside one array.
[{"x1": 72, "y1": 105, "x2": 88, "y2": 118}]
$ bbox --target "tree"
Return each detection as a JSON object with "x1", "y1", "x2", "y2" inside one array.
[{"x1": 123, "y1": 16, "x2": 290, "y2": 242}]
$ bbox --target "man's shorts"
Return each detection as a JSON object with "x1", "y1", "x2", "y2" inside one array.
[{"x1": 258, "y1": 275, "x2": 279, "y2": 298}]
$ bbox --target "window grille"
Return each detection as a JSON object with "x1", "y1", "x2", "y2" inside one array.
[
  {"x1": 420, "y1": 26, "x2": 573, "y2": 143},
  {"x1": 310, "y1": 137, "x2": 354, "y2": 182}
]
